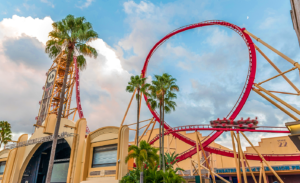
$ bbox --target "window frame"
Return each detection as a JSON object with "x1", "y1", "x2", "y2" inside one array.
[
  {"x1": 91, "y1": 144, "x2": 118, "y2": 168},
  {"x1": 0, "y1": 161, "x2": 6, "y2": 175}
]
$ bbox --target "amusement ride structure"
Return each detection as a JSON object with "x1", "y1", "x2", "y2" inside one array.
[
  {"x1": 120, "y1": 20, "x2": 300, "y2": 183},
  {"x1": 32, "y1": 20, "x2": 300, "y2": 183},
  {"x1": 36, "y1": 51, "x2": 90, "y2": 133}
]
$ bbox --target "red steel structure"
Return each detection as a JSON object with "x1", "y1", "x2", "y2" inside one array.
[
  {"x1": 141, "y1": 20, "x2": 300, "y2": 162},
  {"x1": 74, "y1": 56, "x2": 90, "y2": 133}
]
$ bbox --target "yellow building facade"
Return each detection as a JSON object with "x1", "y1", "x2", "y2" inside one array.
[
  {"x1": 0, "y1": 116, "x2": 129, "y2": 183},
  {"x1": 0, "y1": 117, "x2": 299, "y2": 183}
]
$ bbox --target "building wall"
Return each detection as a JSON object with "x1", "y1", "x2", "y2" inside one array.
[
  {"x1": 1, "y1": 119, "x2": 298, "y2": 182},
  {"x1": 245, "y1": 135, "x2": 300, "y2": 167},
  {"x1": 139, "y1": 128, "x2": 300, "y2": 173},
  {"x1": 139, "y1": 129, "x2": 236, "y2": 173},
  {"x1": 0, "y1": 117, "x2": 129, "y2": 183},
  {"x1": 0, "y1": 150, "x2": 9, "y2": 182}
]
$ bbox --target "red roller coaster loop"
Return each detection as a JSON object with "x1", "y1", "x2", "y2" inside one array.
[{"x1": 141, "y1": 20, "x2": 300, "y2": 162}]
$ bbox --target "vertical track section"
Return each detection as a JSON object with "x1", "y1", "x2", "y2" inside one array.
[{"x1": 74, "y1": 56, "x2": 90, "y2": 133}]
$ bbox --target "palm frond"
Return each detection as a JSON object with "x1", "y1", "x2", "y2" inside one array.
[
  {"x1": 76, "y1": 55, "x2": 87, "y2": 71},
  {"x1": 45, "y1": 14, "x2": 98, "y2": 71}
]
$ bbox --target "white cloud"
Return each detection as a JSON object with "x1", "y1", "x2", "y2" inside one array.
[
  {"x1": 0, "y1": 15, "x2": 53, "y2": 44},
  {"x1": 77, "y1": 0, "x2": 94, "y2": 9},
  {"x1": 124, "y1": 0, "x2": 155, "y2": 14},
  {"x1": 41, "y1": 0, "x2": 55, "y2": 8},
  {"x1": 118, "y1": 0, "x2": 214, "y2": 72},
  {"x1": 0, "y1": 15, "x2": 140, "y2": 136},
  {"x1": 15, "y1": 8, "x2": 21, "y2": 13}
]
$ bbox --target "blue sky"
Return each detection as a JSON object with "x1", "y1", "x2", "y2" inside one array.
[
  {"x1": 0, "y1": 0, "x2": 299, "y2": 148},
  {"x1": 0, "y1": 0, "x2": 293, "y2": 46}
]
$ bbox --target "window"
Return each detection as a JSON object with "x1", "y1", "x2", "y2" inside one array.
[
  {"x1": 92, "y1": 144, "x2": 117, "y2": 168},
  {"x1": 50, "y1": 161, "x2": 69, "y2": 183},
  {"x1": 0, "y1": 161, "x2": 6, "y2": 175}
]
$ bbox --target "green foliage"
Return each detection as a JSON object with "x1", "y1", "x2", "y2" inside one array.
[
  {"x1": 45, "y1": 14, "x2": 98, "y2": 70},
  {"x1": 144, "y1": 165, "x2": 163, "y2": 183},
  {"x1": 0, "y1": 121, "x2": 12, "y2": 148},
  {"x1": 164, "y1": 152, "x2": 183, "y2": 173},
  {"x1": 161, "y1": 169, "x2": 186, "y2": 183},
  {"x1": 125, "y1": 140, "x2": 159, "y2": 171},
  {"x1": 147, "y1": 73, "x2": 179, "y2": 110},
  {"x1": 121, "y1": 169, "x2": 140, "y2": 183},
  {"x1": 122, "y1": 148, "x2": 186, "y2": 182},
  {"x1": 121, "y1": 165, "x2": 186, "y2": 183},
  {"x1": 126, "y1": 75, "x2": 150, "y2": 100}
]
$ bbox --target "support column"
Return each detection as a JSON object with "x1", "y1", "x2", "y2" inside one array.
[
  {"x1": 195, "y1": 132, "x2": 203, "y2": 183},
  {"x1": 236, "y1": 133, "x2": 248, "y2": 183},
  {"x1": 120, "y1": 88, "x2": 136, "y2": 127},
  {"x1": 231, "y1": 131, "x2": 241, "y2": 183},
  {"x1": 147, "y1": 120, "x2": 156, "y2": 143},
  {"x1": 240, "y1": 132, "x2": 284, "y2": 183},
  {"x1": 259, "y1": 161, "x2": 263, "y2": 183},
  {"x1": 167, "y1": 134, "x2": 170, "y2": 153},
  {"x1": 190, "y1": 158, "x2": 193, "y2": 176},
  {"x1": 259, "y1": 162, "x2": 263, "y2": 183},
  {"x1": 196, "y1": 132, "x2": 216, "y2": 183}
]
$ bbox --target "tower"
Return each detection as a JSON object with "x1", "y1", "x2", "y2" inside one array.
[{"x1": 35, "y1": 52, "x2": 90, "y2": 133}]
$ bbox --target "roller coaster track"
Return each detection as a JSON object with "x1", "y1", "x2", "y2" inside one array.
[
  {"x1": 148, "y1": 125, "x2": 300, "y2": 161},
  {"x1": 74, "y1": 56, "x2": 90, "y2": 133},
  {"x1": 141, "y1": 20, "x2": 300, "y2": 162}
]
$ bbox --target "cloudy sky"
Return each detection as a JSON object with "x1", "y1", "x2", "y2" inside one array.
[{"x1": 0, "y1": 0, "x2": 299, "y2": 149}]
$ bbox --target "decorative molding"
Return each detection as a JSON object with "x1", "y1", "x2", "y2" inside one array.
[
  {"x1": 5, "y1": 132, "x2": 75, "y2": 149},
  {"x1": 90, "y1": 128, "x2": 119, "y2": 142}
]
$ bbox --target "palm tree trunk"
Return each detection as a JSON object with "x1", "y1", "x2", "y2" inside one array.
[
  {"x1": 140, "y1": 169, "x2": 144, "y2": 183},
  {"x1": 45, "y1": 48, "x2": 73, "y2": 183},
  {"x1": 159, "y1": 102, "x2": 162, "y2": 169},
  {"x1": 162, "y1": 96, "x2": 165, "y2": 172},
  {"x1": 136, "y1": 89, "x2": 140, "y2": 147}
]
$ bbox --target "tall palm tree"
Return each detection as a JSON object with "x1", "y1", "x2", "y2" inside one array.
[
  {"x1": 126, "y1": 75, "x2": 150, "y2": 146},
  {"x1": 125, "y1": 140, "x2": 159, "y2": 183},
  {"x1": 147, "y1": 73, "x2": 179, "y2": 172},
  {"x1": 44, "y1": 14, "x2": 98, "y2": 183},
  {"x1": 0, "y1": 121, "x2": 12, "y2": 149}
]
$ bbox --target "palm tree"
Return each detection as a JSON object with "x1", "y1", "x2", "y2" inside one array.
[
  {"x1": 44, "y1": 15, "x2": 98, "y2": 183},
  {"x1": 0, "y1": 121, "x2": 12, "y2": 149},
  {"x1": 126, "y1": 75, "x2": 150, "y2": 146},
  {"x1": 147, "y1": 73, "x2": 179, "y2": 172},
  {"x1": 125, "y1": 140, "x2": 159, "y2": 183}
]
